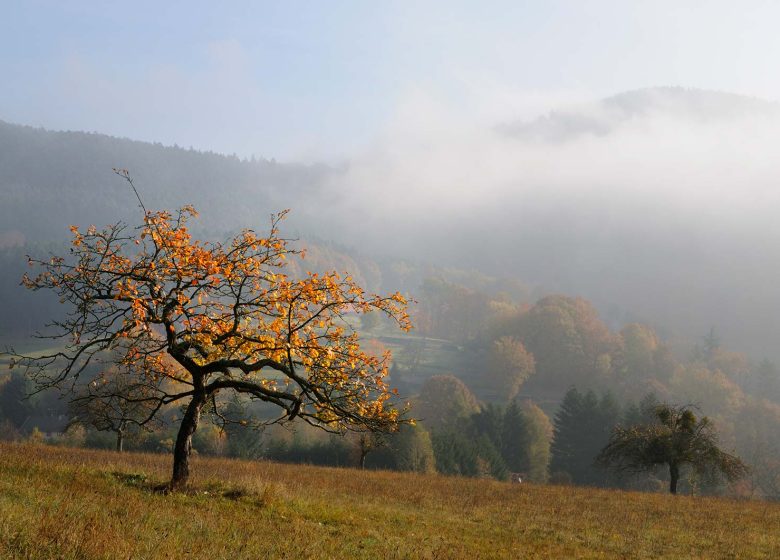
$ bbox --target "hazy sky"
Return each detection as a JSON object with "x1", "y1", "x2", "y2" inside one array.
[{"x1": 3, "y1": 1, "x2": 780, "y2": 160}]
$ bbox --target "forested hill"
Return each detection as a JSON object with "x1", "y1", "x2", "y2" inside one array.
[
  {"x1": 0, "y1": 119, "x2": 336, "y2": 243},
  {"x1": 6, "y1": 88, "x2": 780, "y2": 362}
]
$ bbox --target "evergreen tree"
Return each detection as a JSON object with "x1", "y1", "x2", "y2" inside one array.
[
  {"x1": 551, "y1": 387, "x2": 620, "y2": 486},
  {"x1": 551, "y1": 387, "x2": 584, "y2": 479},
  {"x1": 431, "y1": 430, "x2": 508, "y2": 480},
  {"x1": 470, "y1": 403, "x2": 505, "y2": 451},
  {"x1": 501, "y1": 399, "x2": 528, "y2": 473}
]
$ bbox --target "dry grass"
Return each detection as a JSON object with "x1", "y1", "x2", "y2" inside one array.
[{"x1": 0, "y1": 443, "x2": 778, "y2": 559}]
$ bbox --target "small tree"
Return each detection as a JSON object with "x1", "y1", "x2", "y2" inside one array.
[
  {"x1": 68, "y1": 365, "x2": 162, "y2": 452},
  {"x1": 597, "y1": 403, "x2": 747, "y2": 494},
  {"x1": 10, "y1": 172, "x2": 411, "y2": 490},
  {"x1": 350, "y1": 431, "x2": 387, "y2": 469}
]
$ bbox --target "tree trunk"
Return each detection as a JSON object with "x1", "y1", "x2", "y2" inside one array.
[
  {"x1": 359, "y1": 449, "x2": 368, "y2": 469},
  {"x1": 116, "y1": 428, "x2": 124, "y2": 453},
  {"x1": 171, "y1": 393, "x2": 207, "y2": 490},
  {"x1": 669, "y1": 463, "x2": 680, "y2": 495}
]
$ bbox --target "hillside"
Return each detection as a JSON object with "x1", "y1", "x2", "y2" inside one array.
[
  {"x1": 0, "y1": 443, "x2": 778, "y2": 559},
  {"x1": 0, "y1": 119, "x2": 336, "y2": 243},
  {"x1": 5, "y1": 88, "x2": 780, "y2": 360}
]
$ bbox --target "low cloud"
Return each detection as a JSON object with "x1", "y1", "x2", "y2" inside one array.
[{"x1": 319, "y1": 88, "x2": 780, "y2": 358}]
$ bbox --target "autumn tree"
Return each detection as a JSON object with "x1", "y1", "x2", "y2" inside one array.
[
  {"x1": 502, "y1": 400, "x2": 553, "y2": 483},
  {"x1": 10, "y1": 172, "x2": 411, "y2": 490},
  {"x1": 597, "y1": 403, "x2": 747, "y2": 494},
  {"x1": 485, "y1": 336, "x2": 535, "y2": 402},
  {"x1": 415, "y1": 375, "x2": 480, "y2": 432},
  {"x1": 509, "y1": 296, "x2": 616, "y2": 393}
]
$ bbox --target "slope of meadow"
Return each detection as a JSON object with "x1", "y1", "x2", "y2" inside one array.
[{"x1": 0, "y1": 443, "x2": 778, "y2": 559}]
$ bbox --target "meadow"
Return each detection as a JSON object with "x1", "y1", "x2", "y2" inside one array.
[{"x1": 0, "y1": 443, "x2": 778, "y2": 559}]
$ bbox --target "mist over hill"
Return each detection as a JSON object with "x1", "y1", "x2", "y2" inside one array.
[
  {"x1": 3, "y1": 87, "x2": 780, "y2": 359},
  {"x1": 323, "y1": 87, "x2": 780, "y2": 359}
]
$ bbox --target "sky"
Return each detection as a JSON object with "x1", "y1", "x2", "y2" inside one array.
[{"x1": 3, "y1": 0, "x2": 780, "y2": 161}]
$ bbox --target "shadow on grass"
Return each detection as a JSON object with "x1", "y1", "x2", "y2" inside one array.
[{"x1": 107, "y1": 471, "x2": 283, "y2": 507}]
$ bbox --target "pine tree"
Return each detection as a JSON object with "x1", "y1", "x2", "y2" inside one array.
[
  {"x1": 501, "y1": 399, "x2": 529, "y2": 473},
  {"x1": 551, "y1": 387, "x2": 620, "y2": 486},
  {"x1": 551, "y1": 387, "x2": 584, "y2": 479}
]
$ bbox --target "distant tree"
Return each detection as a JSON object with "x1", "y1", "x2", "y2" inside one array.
[
  {"x1": 597, "y1": 403, "x2": 747, "y2": 494},
  {"x1": 431, "y1": 430, "x2": 508, "y2": 480},
  {"x1": 485, "y1": 336, "x2": 535, "y2": 402},
  {"x1": 0, "y1": 371, "x2": 34, "y2": 428},
  {"x1": 617, "y1": 324, "x2": 658, "y2": 377},
  {"x1": 550, "y1": 387, "x2": 584, "y2": 480},
  {"x1": 351, "y1": 431, "x2": 387, "y2": 469},
  {"x1": 500, "y1": 400, "x2": 526, "y2": 472},
  {"x1": 68, "y1": 366, "x2": 162, "y2": 452},
  {"x1": 510, "y1": 296, "x2": 616, "y2": 392},
  {"x1": 621, "y1": 393, "x2": 659, "y2": 428},
  {"x1": 222, "y1": 396, "x2": 263, "y2": 459},
  {"x1": 469, "y1": 403, "x2": 505, "y2": 449},
  {"x1": 192, "y1": 423, "x2": 227, "y2": 456},
  {"x1": 551, "y1": 388, "x2": 619, "y2": 486},
  {"x1": 516, "y1": 401, "x2": 553, "y2": 483},
  {"x1": 670, "y1": 364, "x2": 743, "y2": 419},
  {"x1": 415, "y1": 375, "x2": 480, "y2": 432},
  {"x1": 383, "y1": 424, "x2": 436, "y2": 473},
  {"x1": 615, "y1": 324, "x2": 678, "y2": 386},
  {"x1": 734, "y1": 397, "x2": 780, "y2": 499},
  {"x1": 10, "y1": 174, "x2": 412, "y2": 490}
]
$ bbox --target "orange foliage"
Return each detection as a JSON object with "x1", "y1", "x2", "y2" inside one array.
[{"x1": 20, "y1": 202, "x2": 412, "y2": 434}]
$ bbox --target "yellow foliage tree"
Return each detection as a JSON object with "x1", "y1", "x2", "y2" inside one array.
[{"x1": 12, "y1": 172, "x2": 411, "y2": 489}]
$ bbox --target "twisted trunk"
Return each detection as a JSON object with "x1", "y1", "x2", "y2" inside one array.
[{"x1": 171, "y1": 392, "x2": 207, "y2": 490}]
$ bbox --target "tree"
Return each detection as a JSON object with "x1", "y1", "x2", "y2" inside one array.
[
  {"x1": 391, "y1": 424, "x2": 436, "y2": 473},
  {"x1": 597, "y1": 403, "x2": 747, "y2": 494},
  {"x1": 431, "y1": 430, "x2": 508, "y2": 480},
  {"x1": 368, "y1": 423, "x2": 436, "y2": 473},
  {"x1": 509, "y1": 296, "x2": 616, "y2": 393},
  {"x1": 68, "y1": 365, "x2": 161, "y2": 452},
  {"x1": 415, "y1": 375, "x2": 479, "y2": 430},
  {"x1": 11, "y1": 173, "x2": 412, "y2": 489},
  {"x1": 734, "y1": 397, "x2": 780, "y2": 499},
  {"x1": 520, "y1": 401, "x2": 553, "y2": 483},
  {"x1": 485, "y1": 336, "x2": 535, "y2": 402},
  {"x1": 415, "y1": 375, "x2": 480, "y2": 432},
  {"x1": 550, "y1": 388, "x2": 620, "y2": 486},
  {"x1": 350, "y1": 431, "x2": 387, "y2": 469},
  {"x1": 500, "y1": 400, "x2": 526, "y2": 473},
  {"x1": 0, "y1": 371, "x2": 34, "y2": 428}
]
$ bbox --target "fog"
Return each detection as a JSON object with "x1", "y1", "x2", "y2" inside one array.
[{"x1": 306, "y1": 88, "x2": 780, "y2": 357}]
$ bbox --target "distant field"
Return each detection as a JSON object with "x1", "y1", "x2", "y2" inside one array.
[{"x1": 1, "y1": 443, "x2": 778, "y2": 559}]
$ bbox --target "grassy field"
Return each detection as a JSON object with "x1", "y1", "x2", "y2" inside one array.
[{"x1": 0, "y1": 443, "x2": 778, "y2": 559}]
